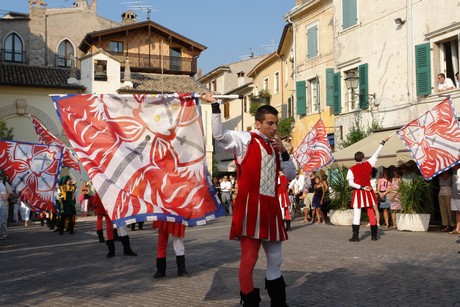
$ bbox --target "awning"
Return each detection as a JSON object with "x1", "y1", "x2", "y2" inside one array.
[
  {"x1": 329, "y1": 129, "x2": 412, "y2": 168},
  {"x1": 217, "y1": 160, "x2": 236, "y2": 173}
]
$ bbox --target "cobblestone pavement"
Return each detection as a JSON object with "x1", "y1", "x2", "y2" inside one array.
[{"x1": 0, "y1": 215, "x2": 459, "y2": 307}]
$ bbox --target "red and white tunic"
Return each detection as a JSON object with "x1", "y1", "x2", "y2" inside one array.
[
  {"x1": 230, "y1": 132, "x2": 286, "y2": 241},
  {"x1": 347, "y1": 144, "x2": 384, "y2": 209}
]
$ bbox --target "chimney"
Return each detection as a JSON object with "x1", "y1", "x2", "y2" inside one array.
[{"x1": 121, "y1": 10, "x2": 137, "y2": 25}]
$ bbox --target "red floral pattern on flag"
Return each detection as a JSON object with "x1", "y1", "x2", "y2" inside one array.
[
  {"x1": 293, "y1": 118, "x2": 334, "y2": 175},
  {"x1": 0, "y1": 140, "x2": 63, "y2": 212},
  {"x1": 397, "y1": 98, "x2": 460, "y2": 179},
  {"x1": 52, "y1": 93, "x2": 224, "y2": 227},
  {"x1": 30, "y1": 117, "x2": 80, "y2": 171}
]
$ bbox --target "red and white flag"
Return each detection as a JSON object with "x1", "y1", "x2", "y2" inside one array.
[
  {"x1": 397, "y1": 98, "x2": 460, "y2": 179},
  {"x1": 293, "y1": 118, "x2": 334, "y2": 175},
  {"x1": 30, "y1": 117, "x2": 81, "y2": 172},
  {"x1": 0, "y1": 139, "x2": 63, "y2": 213},
  {"x1": 51, "y1": 93, "x2": 224, "y2": 227}
]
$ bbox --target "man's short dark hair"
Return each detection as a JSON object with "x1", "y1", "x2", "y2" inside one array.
[
  {"x1": 255, "y1": 105, "x2": 278, "y2": 122},
  {"x1": 354, "y1": 151, "x2": 365, "y2": 162}
]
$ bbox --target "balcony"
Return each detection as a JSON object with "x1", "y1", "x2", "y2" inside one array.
[{"x1": 106, "y1": 51, "x2": 197, "y2": 76}]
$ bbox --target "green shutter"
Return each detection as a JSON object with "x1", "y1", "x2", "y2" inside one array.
[
  {"x1": 342, "y1": 0, "x2": 357, "y2": 29},
  {"x1": 296, "y1": 80, "x2": 306, "y2": 115},
  {"x1": 326, "y1": 68, "x2": 334, "y2": 106},
  {"x1": 333, "y1": 73, "x2": 342, "y2": 115},
  {"x1": 359, "y1": 63, "x2": 369, "y2": 109},
  {"x1": 307, "y1": 25, "x2": 318, "y2": 59},
  {"x1": 415, "y1": 43, "x2": 432, "y2": 96}
]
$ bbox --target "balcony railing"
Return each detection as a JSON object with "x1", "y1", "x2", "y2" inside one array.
[
  {"x1": 1, "y1": 49, "x2": 27, "y2": 64},
  {"x1": 107, "y1": 51, "x2": 197, "y2": 75},
  {"x1": 55, "y1": 55, "x2": 76, "y2": 68}
]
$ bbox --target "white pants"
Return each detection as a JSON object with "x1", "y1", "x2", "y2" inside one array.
[
  {"x1": 20, "y1": 202, "x2": 31, "y2": 221},
  {"x1": 172, "y1": 236, "x2": 185, "y2": 256}
]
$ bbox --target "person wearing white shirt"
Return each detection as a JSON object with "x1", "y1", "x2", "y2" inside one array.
[{"x1": 437, "y1": 73, "x2": 455, "y2": 92}]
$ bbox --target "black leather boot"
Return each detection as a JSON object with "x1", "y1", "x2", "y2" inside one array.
[
  {"x1": 349, "y1": 224, "x2": 360, "y2": 242},
  {"x1": 138, "y1": 222, "x2": 144, "y2": 230},
  {"x1": 106, "y1": 240, "x2": 115, "y2": 258},
  {"x1": 120, "y1": 235, "x2": 137, "y2": 256},
  {"x1": 130, "y1": 223, "x2": 136, "y2": 231},
  {"x1": 240, "y1": 288, "x2": 261, "y2": 307},
  {"x1": 153, "y1": 257, "x2": 166, "y2": 278},
  {"x1": 371, "y1": 225, "x2": 378, "y2": 241},
  {"x1": 176, "y1": 255, "x2": 191, "y2": 277},
  {"x1": 97, "y1": 229, "x2": 105, "y2": 243},
  {"x1": 265, "y1": 276, "x2": 288, "y2": 307},
  {"x1": 113, "y1": 228, "x2": 120, "y2": 241}
]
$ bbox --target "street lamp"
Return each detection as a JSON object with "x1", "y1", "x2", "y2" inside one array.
[{"x1": 344, "y1": 71, "x2": 376, "y2": 100}]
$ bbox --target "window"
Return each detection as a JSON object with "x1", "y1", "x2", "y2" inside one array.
[
  {"x1": 109, "y1": 41, "x2": 124, "y2": 53},
  {"x1": 57, "y1": 40, "x2": 74, "y2": 67},
  {"x1": 342, "y1": 0, "x2": 357, "y2": 30},
  {"x1": 94, "y1": 60, "x2": 107, "y2": 81},
  {"x1": 274, "y1": 72, "x2": 280, "y2": 94},
  {"x1": 4, "y1": 33, "x2": 24, "y2": 63},
  {"x1": 307, "y1": 25, "x2": 318, "y2": 59},
  {"x1": 309, "y1": 77, "x2": 319, "y2": 113},
  {"x1": 437, "y1": 37, "x2": 459, "y2": 86},
  {"x1": 170, "y1": 47, "x2": 181, "y2": 71},
  {"x1": 263, "y1": 78, "x2": 269, "y2": 90}
]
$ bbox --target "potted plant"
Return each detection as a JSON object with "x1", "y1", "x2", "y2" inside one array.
[
  {"x1": 327, "y1": 166, "x2": 354, "y2": 225},
  {"x1": 249, "y1": 90, "x2": 272, "y2": 115},
  {"x1": 396, "y1": 175, "x2": 433, "y2": 231}
]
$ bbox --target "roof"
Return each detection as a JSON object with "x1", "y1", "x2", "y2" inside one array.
[
  {"x1": 330, "y1": 128, "x2": 411, "y2": 168},
  {"x1": 0, "y1": 63, "x2": 85, "y2": 90},
  {"x1": 119, "y1": 72, "x2": 208, "y2": 94},
  {"x1": 79, "y1": 20, "x2": 206, "y2": 53}
]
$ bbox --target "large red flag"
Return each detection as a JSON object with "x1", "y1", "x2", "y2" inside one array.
[
  {"x1": 51, "y1": 93, "x2": 224, "y2": 227},
  {"x1": 0, "y1": 139, "x2": 63, "y2": 212},
  {"x1": 30, "y1": 117, "x2": 81, "y2": 172},
  {"x1": 293, "y1": 118, "x2": 334, "y2": 175},
  {"x1": 397, "y1": 98, "x2": 460, "y2": 179}
]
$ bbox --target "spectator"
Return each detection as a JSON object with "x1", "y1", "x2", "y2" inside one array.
[
  {"x1": 455, "y1": 72, "x2": 460, "y2": 89},
  {"x1": 377, "y1": 168, "x2": 391, "y2": 228},
  {"x1": 300, "y1": 173, "x2": 315, "y2": 223},
  {"x1": 311, "y1": 176, "x2": 326, "y2": 224},
  {"x1": 388, "y1": 167, "x2": 402, "y2": 230},
  {"x1": 0, "y1": 178, "x2": 10, "y2": 239},
  {"x1": 450, "y1": 164, "x2": 460, "y2": 234},
  {"x1": 437, "y1": 73, "x2": 455, "y2": 92},
  {"x1": 438, "y1": 170, "x2": 454, "y2": 232},
  {"x1": 79, "y1": 181, "x2": 90, "y2": 217},
  {"x1": 278, "y1": 171, "x2": 292, "y2": 231},
  {"x1": 58, "y1": 176, "x2": 77, "y2": 235},
  {"x1": 220, "y1": 175, "x2": 233, "y2": 215}
]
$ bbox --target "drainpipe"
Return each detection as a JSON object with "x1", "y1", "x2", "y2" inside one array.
[
  {"x1": 407, "y1": 0, "x2": 413, "y2": 103},
  {"x1": 287, "y1": 15, "x2": 297, "y2": 116}
]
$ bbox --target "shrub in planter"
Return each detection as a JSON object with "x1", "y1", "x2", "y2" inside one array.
[{"x1": 328, "y1": 166, "x2": 354, "y2": 225}]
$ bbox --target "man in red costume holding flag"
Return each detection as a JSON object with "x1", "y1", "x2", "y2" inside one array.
[
  {"x1": 201, "y1": 93, "x2": 296, "y2": 307},
  {"x1": 347, "y1": 137, "x2": 389, "y2": 242}
]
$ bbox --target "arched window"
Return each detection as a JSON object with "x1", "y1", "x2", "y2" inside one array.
[
  {"x1": 57, "y1": 40, "x2": 74, "y2": 67},
  {"x1": 4, "y1": 33, "x2": 24, "y2": 63}
]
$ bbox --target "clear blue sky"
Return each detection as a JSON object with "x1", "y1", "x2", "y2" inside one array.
[{"x1": 1, "y1": 0, "x2": 294, "y2": 75}]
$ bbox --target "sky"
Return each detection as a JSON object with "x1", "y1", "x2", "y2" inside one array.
[{"x1": 0, "y1": 0, "x2": 295, "y2": 75}]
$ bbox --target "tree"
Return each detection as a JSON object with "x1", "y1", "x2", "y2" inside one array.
[{"x1": 0, "y1": 120, "x2": 14, "y2": 140}]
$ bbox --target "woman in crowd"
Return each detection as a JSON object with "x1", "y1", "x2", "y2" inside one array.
[
  {"x1": 388, "y1": 168, "x2": 402, "y2": 230},
  {"x1": 311, "y1": 176, "x2": 326, "y2": 224},
  {"x1": 377, "y1": 168, "x2": 391, "y2": 228}
]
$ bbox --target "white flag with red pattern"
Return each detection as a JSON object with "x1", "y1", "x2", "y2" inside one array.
[
  {"x1": 0, "y1": 139, "x2": 63, "y2": 213},
  {"x1": 51, "y1": 93, "x2": 224, "y2": 227},
  {"x1": 30, "y1": 117, "x2": 81, "y2": 172},
  {"x1": 293, "y1": 118, "x2": 334, "y2": 175},
  {"x1": 397, "y1": 98, "x2": 460, "y2": 180}
]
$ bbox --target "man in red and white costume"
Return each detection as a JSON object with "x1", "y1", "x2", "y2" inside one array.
[
  {"x1": 201, "y1": 93, "x2": 296, "y2": 307},
  {"x1": 347, "y1": 137, "x2": 389, "y2": 242}
]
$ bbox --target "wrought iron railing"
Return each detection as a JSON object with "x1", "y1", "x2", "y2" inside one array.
[{"x1": 1, "y1": 49, "x2": 27, "y2": 63}]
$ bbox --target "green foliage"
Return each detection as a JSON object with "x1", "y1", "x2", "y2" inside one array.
[
  {"x1": 277, "y1": 117, "x2": 294, "y2": 139},
  {"x1": 398, "y1": 177, "x2": 433, "y2": 214},
  {"x1": 249, "y1": 90, "x2": 272, "y2": 116},
  {"x1": 328, "y1": 166, "x2": 353, "y2": 210},
  {"x1": 0, "y1": 120, "x2": 14, "y2": 140},
  {"x1": 340, "y1": 115, "x2": 382, "y2": 148}
]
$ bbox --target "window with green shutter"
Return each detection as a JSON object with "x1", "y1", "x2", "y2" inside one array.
[
  {"x1": 342, "y1": 0, "x2": 357, "y2": 29},
  {"x1": 326, "y1": 68, "x2": 334, "y2": 106},
  {"x1": 358, "y1": 63, "x2": 368, "y2": 109},
  {"x1": 307, "y1": 25, "x2": 318, "y2": 59},
  {"x1": 333, "y1": 73, "x2": 342, "y2": 115},
  {"x1": 296, "y1": 80, "x2": 307, "y2": 115},
  {"x1": 415, "y1": 43, "x2": 432, "y2": 96}
]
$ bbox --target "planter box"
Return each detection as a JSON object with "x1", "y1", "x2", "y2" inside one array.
[
  {"x1": 396, "y1": 213, "x2": 430, "y2": 232},
  {"x1": 329, "y1": 209, "x2": 354, "y2": 226}
]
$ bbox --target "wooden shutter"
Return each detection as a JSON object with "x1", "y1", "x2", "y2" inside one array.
[
  {"x1": 359, "y1": 63, "x2": 369, "y2": 109},
  {"x1": 296, "y1": 80, "x2": 306, "y2": 115},
  {"x1": 307, "y1": 25, "x2": 318, "y2": 59},
  {"x1": 333, "y1": 73, "x2": 342, "y2": 115},
  {"x1": 415, "y1": 43, "x2": 432, "y2": 96},
  {"x1": 342, "y1": 0, "x2": 357, "y2": 29},
  {"x1": 326, "y1": 68, "x2": 334, "y2": 106}
]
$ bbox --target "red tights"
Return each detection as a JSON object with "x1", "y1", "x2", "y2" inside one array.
[
  {"x1": 96, "y1": 214, "x2": 114, "y2": 240},
  {"x1": 239, "y1": 237, "x2": 261, "y2": 294}
]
